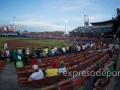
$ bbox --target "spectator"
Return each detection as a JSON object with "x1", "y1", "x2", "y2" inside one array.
[
  {"x1": 54, "y1": 46, "x2": 57, "y2": 55},
  {"x1": 94, "y1": 76, "x2": 108, "y2": 89},
  {"x1": 16, "y1": 57, "x2": 23, "y2": 68},
  {"x1": 45, "y1": 62, "x2": 58, "y2": 77},
  {"x1": 23, "y1": 54, "x2": 30, "y2": 64},
  {"x1": 12, "y1": 48, "x2": 18, "y2": 66},
  {"x1": 30, "y1": 57, "x2": 37, "y2": 64},
  {"x1": 31, "y1": 47, "x2": 35, "y2": 55},
  {"x1": 42, "y1": 47, "x2": 46, "y2": 57},
  {"x1": 82, "y1": 44, "x2": 86, "y2": 51},
  {"x1": 113, "y1": 55, "x2": 118, "y2": 71},
  {"x1": 61, "y1": 46, "x2": 66, "y2": 54},
  {"x1": 39, "y1": 48, "x2": 42, "y2": 57},
  {"x1": 6, "y1": 57, "x2": 10, "y2": 64},
  {"x1": 28, "y1": 65, "x2": 44, "y2": 82},
  {"x1": 51, "y1": 47, "x2": 55, "y2": 56},
  {"x1": 36, "y1": 48, "x2": 40, "y2": 58},
  {"x1": 77, "y1": 45, "x2": 80, "y2": 52},
  {"x1": 18, "y1": 48, "x2": 22, "y2": 55},
  {"x1": 22, "y1": 48, "x2": 26, "y2": 56},
  {"x1": 103, "y1": 61, "x2": 114, "y2": 78},
  {"x1": 6, "y1": 49, "x2": 10, "y2": 57},
  {"x1": 4, "y1": 42, "x2": 7, "y2": 49},
  {"x1": 36, "y1": 57, "x2": 41, "y2": 62},
  {"x1": 26, "y1": 48, "x2": 30, "y2": 55},
  {"x1": 58, "y1": 62, "x2": 67, "y2": 74}
]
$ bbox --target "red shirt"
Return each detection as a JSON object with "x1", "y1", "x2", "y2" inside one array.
[{"x1": 30, "y1": 59, "x2": 37, "y2": 64}]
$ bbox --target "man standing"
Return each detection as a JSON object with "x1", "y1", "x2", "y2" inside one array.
[
  {"x1": 36, "y1": 48, "x2": 40, "y2": 58},
  {"x1": 12, "y1": 48, "x2": 18, "y2": 66},
  {"x1": 4, "y1": 42, "x2": 7, "y2": 49}
]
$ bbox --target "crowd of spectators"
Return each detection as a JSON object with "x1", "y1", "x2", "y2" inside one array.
[
  {"x1": 0, "y1": 36, "x2": 119, "y2": 90},
  {"x1": 69, "y1": 26, "x2": 113, "y2": 36},
  {"x1": 23, "y1": 31, "x2": 64, "y2": 38},
  {"x1": 93, "y1": 47, "x2": 119, "y2": 90},
  {"x1": 0, "y1": 30, "x2": 18, "y2": 36}
]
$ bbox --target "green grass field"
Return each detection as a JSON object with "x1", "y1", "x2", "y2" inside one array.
[{"x1": 0, "y1": 37, "x2": 86, "y2": 52}]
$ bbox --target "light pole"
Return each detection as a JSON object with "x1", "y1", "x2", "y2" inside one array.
[
  {"x1": 64, "y1": 21, "x2": 67, "y2": 34},
  {"x1": 13, "y1": 16, "x2": 16, "y2": 26}
]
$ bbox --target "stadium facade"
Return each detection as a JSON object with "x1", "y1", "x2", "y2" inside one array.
[{"x1": 69, "y1": 8, "x2": 120, "y2": 38}]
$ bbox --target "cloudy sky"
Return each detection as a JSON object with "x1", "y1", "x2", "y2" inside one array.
[{"x1": 0, "y1": 0, "x2": 120, "y2": 33}]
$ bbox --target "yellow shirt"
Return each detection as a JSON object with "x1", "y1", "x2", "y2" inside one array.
[
  {"x1": 45, "y1": 68, "x2": 58, "y2": 77},
  {"x1": 45, "y1": 48, "x2": 48, "y2": 54}
]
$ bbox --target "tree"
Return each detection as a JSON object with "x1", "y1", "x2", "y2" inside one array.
[{"x1": 24, "y1": 30, "x2": 27, "y2": 32}]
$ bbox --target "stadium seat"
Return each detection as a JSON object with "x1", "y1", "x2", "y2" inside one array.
[
  {"x1": 32, "y1": 77, "x2": 45, "y2": 88},
  {"x1": 57, "y1": 80, "x2": 74, "y2": 90},
  {"x1": 38, "y1": 64, "x2": 49, "y2": 69},
  {"x1": 17, "y1": 72, "x2": 28, "y2": 81},
  {"x1": 57, "y1": 73, "x2": 66, "y2": 81},
  {"x1": 65, "y1": 63, "x2": 70, "y2": 68},
  {"x1": 24, "y1": 65, "x2": 34, "y2": 72},
  {"x1": 45, "y1": 76, "x2": 58, "y2": 85},
  {"x1": 18, "y1": 81, "x2": 33, "y2": 90},
  {"x1": 41, "y1": 85, "x2": 58, "y2": 90},
  {"x1": 16, "y1": 67, "x2": 25, "y2": 72}
]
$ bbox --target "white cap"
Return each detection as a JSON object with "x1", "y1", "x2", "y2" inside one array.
[{"x1": 32, "y1": 65, "x2": 38, "y2": 70}]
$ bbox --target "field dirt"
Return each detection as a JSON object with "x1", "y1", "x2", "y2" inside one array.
[{"x1": 2, "y1": 39, "x2": 41, "y2": 48}]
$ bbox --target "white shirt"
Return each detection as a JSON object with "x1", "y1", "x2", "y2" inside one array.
[
  {"x1": 51, "y1": 49, "x2": 55, "y2": 55},
  {"x1": 77, "y1": 46, "x2": 80, "y2": 51},
  {"x1": 91, "y1": 43, "x2": 94, "y2": 47},
  {"x1": 5, "y1": 43, "x2": 7, "y2": 46},
  {"x1": 4, "y1": 43, "x2": 7, "y2": 49},
  {"x1": 85, "y1": 44, "x2": 88, "y2": 48},
  {"x1": 30, "y1": 69, "x2": 44, "y2": 80},
  {"x1": 54, "y1": 47, "x2": 57, "y2": 52},
  {"x1": 6, "y1": 50, "x2": 10, "y2": 56},
  {"x1": 26, "y1": 49, "x2": 30, "y2": 55},
  {"x1": 62, "y1": 47, "x2": 66, "y2": 52},
  {"x1": 18, "y1": 49, "x2": 22, "y2": 54},
  {"x1": 18, "y1": 56, "x2": 21, "y2": 60},
  {"x1": 82, "y1": 45, "x2": 85, "y2": 50}
]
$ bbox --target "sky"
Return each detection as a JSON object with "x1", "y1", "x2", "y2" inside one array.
[{"x1": 0, "y1": 0, "x2": 120, "y2": 33}]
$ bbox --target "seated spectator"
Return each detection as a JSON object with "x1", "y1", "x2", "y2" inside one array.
[
  {"x1": 28, "y1": 65, "x2": 44, "y2": 82},
  {"x1": 16, "y1": 58, "x2": 23, "y2": 68},
  {"x1": 30, "y1": 57, "x2": 37, "y2": 64},
  {"x1": 36, "y1": 57, "x2": 41, "y2": 62},
  {"x1": 103, "y1": 61, "x2": 114, "y2": 78},
  {"x1": 45, "y1": 62, "x2": 58, "y2": 77},
  {"x1": 113, "y1": 55, "x2": 118, "y2": 71},
  {"x1": 94, "y1": 76, "x2": 108, "y2": 89},
  {"x1": 58, "y1": 61, "x2": 67, "y2": 74},
  {"x1": 6, "y1": 57, "x2": 10, "y2": 64}
]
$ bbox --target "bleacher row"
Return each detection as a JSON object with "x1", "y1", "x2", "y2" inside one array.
[{"x1": 15, "y1": 49, "x2": 113, "y2": 90}]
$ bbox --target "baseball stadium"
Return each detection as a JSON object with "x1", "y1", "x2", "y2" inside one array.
[{"x1": 0, "y1": 1, "x2": 120, "y2": 90}]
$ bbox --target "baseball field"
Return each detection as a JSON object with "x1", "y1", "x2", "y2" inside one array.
[{"x1": 0, "y1": 37, "x2": 85, "y2": 52}]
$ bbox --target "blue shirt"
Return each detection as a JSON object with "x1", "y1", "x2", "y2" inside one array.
[{"x1": 58, "y1": 67, "x2": 67, "y2": 73}]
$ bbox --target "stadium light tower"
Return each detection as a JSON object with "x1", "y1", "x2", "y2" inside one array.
[
  {"x1": 13, "y1": 16, "x2": 16, "y2": 26},
  {"x1": 64, "y1": 20, "x2": 67, "y2": 34},
  {"x1": 84, "y1": 15, "x2": 89, "y2": 26}
]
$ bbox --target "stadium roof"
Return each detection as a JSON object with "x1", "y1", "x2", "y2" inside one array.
[{"x1": 90, "y1": 17, "x2": 119, "y2": 25}]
